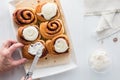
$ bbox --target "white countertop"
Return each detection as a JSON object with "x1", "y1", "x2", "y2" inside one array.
[{"x1": 1, "y1": 0, "x2": 120, "y2": 80}]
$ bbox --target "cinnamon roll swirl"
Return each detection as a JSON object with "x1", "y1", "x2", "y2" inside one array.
[
  {"x1": 36, "y1": 2, "x2": 60, "y2": 21},
  {"x1": 13, "y1": 9, "x2": 37, "y2": 26},
  {"x1": 46, "y1": 34, "x2": 70, "y2": 55},
  {"x1": 22, "y1": 40, "x2": 48, "y2": 59},
  {"x1": 17, "y1": 25, "x2": 40, "y2": 44},
  {"x1": 40, "y1": 19, "x2": 64, "y2": 39}
]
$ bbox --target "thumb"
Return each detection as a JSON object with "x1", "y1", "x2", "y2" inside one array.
[
  {"x1": 20, "y1": 77, "x2": 32, "y2": 80},
  {"x1": 12, "y1": 58, "x2": 28, "y2": 67}
]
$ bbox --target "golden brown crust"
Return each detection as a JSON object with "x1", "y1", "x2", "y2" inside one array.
[
  {"x1": 46, "y1": 34, "x2": 70, "y2": 55},
  {"x1": 13, "y1": 8, "x2": 37, "y2": 26},
  {"x1": 17, "y1": 25, "x2": 41, "y2": 45},
  {"x1": 35, "y1": 2, "x2": 60, "y2": 22},
  {"x1": 40, "y1": 19, "x2": 64, "y2": 39},
  {"x1": 22, "y1": 40, "x2": 48, "y2": 60}
]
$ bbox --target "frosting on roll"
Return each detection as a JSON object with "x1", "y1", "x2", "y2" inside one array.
[
  {"x1": 37, "y1": 3, "x2": 58, "y2": 20},
  {"x1": 28, "y1": 42, "x2": 44, "y2": 56},
  {"x1": 23, "y1": 26, "x2": 39, "y2": 41},
  {"x1": 54, "y1": 38, "x2": 69, "y2": 53}
]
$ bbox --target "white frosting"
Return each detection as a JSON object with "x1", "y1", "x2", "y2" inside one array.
[
  {"x1": 54, "y1": 38, "x2": 69, "y2": 53},
  {"x1": 23, "y1": 26, "x2": 39, "y2": 41},
  {"x1": 28, "y1": 42, "x2": 44, "y2": 57},
  {"x1": 89, "y1": 50, "x2": 111, "y2": 72},
  {"x1": 37, "y1": 3, "x2": 58, "y2": 20}
]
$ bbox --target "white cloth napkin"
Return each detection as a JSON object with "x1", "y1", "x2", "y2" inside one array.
[
  {"x1": 84, "y1": 0, "x2": 120, "y2": 15},
  {"x1": 84, "y1": 0, "x2": 120, "y2": 40}
]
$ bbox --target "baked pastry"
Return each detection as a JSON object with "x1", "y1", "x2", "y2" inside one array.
[
  {"x1": 46, "y1": 34, "x2": 70, "y2": 55},
  {"x1": 35, "y1": 2, "x2": 60, "y2": 21},
  {"x1": 40, "y1": 19, "x2": 64, "y2": 39},
  {"x1": 13, "y1": 9, "x2": 37, "y2": 26},
  {"x1": 22, "y1": 40, "x2": 48, "y2": 59},
  {"x1": 17, "y1": 25, "x2": 40, "y2": 44}
]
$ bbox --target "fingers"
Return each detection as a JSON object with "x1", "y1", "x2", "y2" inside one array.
[
  {"x1": 21, "y1": 77, "x2": 32, "y2": 80},
  {"x1": 20, "y1": 77, "x2": 24, "y2": 80},
  {"x1": 12, "y1": 58, "x2": 28, "y2": 67},
  {"x1": 8, "y1": 42, "x2": 24, "y2": 54},
  {"x1": 27, "y1": 77, "x2": 32, "y2": 80},
  {"x1": 2, "y1": 40, "x2": 17, "y2": 48}
]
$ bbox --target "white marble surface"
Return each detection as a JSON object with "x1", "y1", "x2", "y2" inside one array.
[{"x1": 1, "y1": 0, "x2": 120, "y2": 80}]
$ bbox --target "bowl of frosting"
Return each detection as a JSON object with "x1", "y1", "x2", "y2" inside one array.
[{"x1": 88, "y1": 49, "x2": 112, "y2": 73}]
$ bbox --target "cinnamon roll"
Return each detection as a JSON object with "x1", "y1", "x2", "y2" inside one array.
[
  {"x1": 46, "y1": 34, "x2": 70, "y2": 55},
  {"x1": 35, "y1": 2, "x2": 60, "y2": 21},
  {"x1": 17, "y1": 25, "x2": 40, "y2": 44},
  {"x1": 40, "y1": 19, "x2": 64, "y2": 39},
  {"x1": 13, "y1": 9, "x2": 37, "y2": 26},
  {"x1": 22, "y1": 40, "x2": 48, "y2": 59}
]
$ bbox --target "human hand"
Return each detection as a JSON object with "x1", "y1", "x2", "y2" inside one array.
[
  {"x1": 0, "y1": 40, "x2": 27, "y2": 72},
  {"x1": 20, "y1": 77, "x2": 32, "y2": 80}
]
